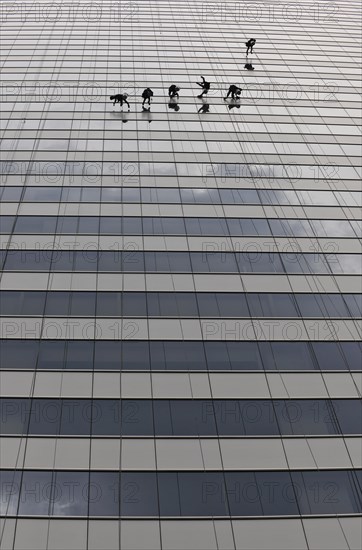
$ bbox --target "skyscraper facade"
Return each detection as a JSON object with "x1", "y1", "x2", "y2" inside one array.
[{"x1": 0, "y1": 0, "x2": 361, "y2": 548}]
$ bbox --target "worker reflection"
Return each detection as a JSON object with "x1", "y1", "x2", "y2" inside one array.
[
  {"x1": 227, "y1": 102, "x2": 241, "y2": 111},
  {"x1": 168, "y1": 85, "x2": 180, "y2": 99},
  {"x1": 142, "y1": 108, "x2": 153, "y2": 124},
  {"x1": 198, "y1": 103, "x2": 210, "y2": 113},
  {"x1": 168, "y1": 100, "x2": 180, "y2": 111}
]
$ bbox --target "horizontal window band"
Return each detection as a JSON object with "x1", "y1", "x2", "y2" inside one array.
[
  {"x1": 1, "y1": 215, "x2": 360, "y2": 238},
  {"x1": 0, "y1": 340, "x2": 360, "y2": 371},
  {"x1": 1, "y1": 469, "x2": 361, "y2": 517},
  {"x1": 0, "y1": 291, "x2": 361, "y2": 319},
  {"x1": 1, "y1": 251, "x2": 360, "y2": 275},
  {"x1": 0, "y1": 161, "x2": 359, "y2": 176},
  {"x1": 0, "y1": 398, "x2": 360, "y2": 436}
]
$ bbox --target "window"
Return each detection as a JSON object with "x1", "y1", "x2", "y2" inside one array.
[
  {"x1": 259, "y1": 342, "x2": 316, "y2": 370},
  {"x1": 56, "y1": 217, "x2": 79, "y2": 234},
  {"x1": 185, "y1": 217, "x2": 228, "y2": 236},
  {"x1": 177, "y1": 472, "x2": 229, "y2": 516},
  {"x1": 344, "y1": 294, "x2": 362, "y2": 317},
  {"x1": 247, "y1": 294, "x2": 298, "y2": 317},
  {"x1": 14, "y1": 217, "x2": 57, "y2": 234},
  {"x1": 150, "y1": 341, "x2": 206, "y2": 370},
  {"x1": 37, "y1": 341, "x2": 66, "y2": 369},
  {"x1": 66, "y1": 341, "x2": 94, "y2": 369},
  {"x1": 44, "y1": 292, "x2": 71, "y2": 316},
  {"x1": 0, "y1": 470, "x2": 21, "y2": 515},
  {"x1": 292, "y1": 470, "x2": 362, "y2": 514},
  {"x1": 312, "y1": 342, "x2": 347, "y2": 370},
  {"x1": 269, "y1": 219, "x2": 310, "y2": 237},
  {"x1": 143, "y1": 217, "x2": 185, "y2": 235},
  {"x1": 340, "y1": 342, "x2": 362, "y2": 370},
  {"x1": 77, "y1": 217, "x2": 99, "y2": 234},
  {"x1": 60, "y1": 400, "x2": 92, "y2": 436},
  {"x1": 0, "y1": 340, "x2": 38, "y2": 369},
  {"x1": 120, "y1": 473, "x2": 158, "y2": 516},
  {"x1": 123, "y1": 293, "x2": 148, "y2": 316},
  {"x1": 94, "y1": 341, "x2": 122, "y2": 369},
  {"x1": 4, "y1": 251, "x2": 51, "y2": 271},
  {"x1": 18, "y1": 471, "x2": 53, "y2": 515},
  {"x1": 99, "y1": 217, "x2": 122, "y2": 234},
  {"x1": 228, "y1": 218, "x2": 270, "y2": 236},
  {"x1": 147, "y1": 293, "x2": 197, "y2": 316},
  {"x1": 333, "y1": 400, "x2": 362, "y2": 434},
  {"x1": 275, "y1": 400, "x2": 339, "y2": 436},
  {"x1": 0, "y1": 187, "x2": 22, "y2": 201},
  {"x1": 23, "y1": 187, "x2": 61, "y2": 202},
  {"x1": 199, "y1": 293, "x2": 249, "y2": 317},
  {"x1": 52, "y1": 472, "x2": 89, "y2": 516},
  {"x1": 89, "y1": 472, "x2": 119, "y2": 516},
  {"x1": 122, "y1": 341, "x2": 150, "y2": 369},
  {"x1": 0, "y1": 398, "x2": 30, "y2": 434},
  {"x1": 120, "y1": 401, "x2": 154, "y2": 436},
  {"x1": 0, "y1": 216, "x2": 15, "y2": 233}
]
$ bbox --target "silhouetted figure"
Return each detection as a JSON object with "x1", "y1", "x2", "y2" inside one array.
[
  {"x1": 245, "y1": 38, "x2": 256, "y2": 56},
  {"x1": 224, "y1": 85, "x2": 242, "y2": 100},
  {"x1": 244, "y1": 63, "x2": 255, "y2": 71},
  {"x1": 168, "y1": 85, "x2": 180, "y2": 99},
  {"x1": 110, "y1": 93, "x2": 130, "y2": 109},
  {"x1": 198, "y1": 103, "x2": 210, "y2": 113},
  {"x1": 142, "y1": 88, "x2": 154, "y2": 106},
  {"x1": 196, "y1": 76, "x2": 210, "y2": 98}
]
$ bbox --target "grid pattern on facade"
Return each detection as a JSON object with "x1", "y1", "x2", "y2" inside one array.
[{"x1": 0, "y1": 0, "x2": 361, "y2": 549}]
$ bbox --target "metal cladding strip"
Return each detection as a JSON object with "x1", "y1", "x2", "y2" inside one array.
[
  {"x1": 0, "y1": 437, "x2": 361, "y2": 470},
  {"x1": 0, "y1": 272, "x2": 361, "y2": 292},
  {"x1": 0, "y1": 517, "x2": 360, "y2": 550},
  {"x1": 0, "y1": 371, "x2": 360, "y2": 399}
]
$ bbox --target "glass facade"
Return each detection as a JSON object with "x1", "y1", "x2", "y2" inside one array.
[{"x1": 0, "y1": 0, "x2": 361, "y2": 548}]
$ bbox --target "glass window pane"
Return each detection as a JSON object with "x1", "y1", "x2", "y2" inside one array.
[
  {"x1": 333, "y1": 400, "x2": 362, "y2": 434},
  {"x1": 121, "y1": 401, "x2": 154, "y2": 436},
  {"x1": 178, "y1": 472, "x2": 228, "y2": 516},
  {"x1": 66, "y1": 341, "x2": 93, "y2": 369},
  {"x1": 94, "y1": 341, "x2": 122, "y2": 369},
  {"x1": 120, "y1": 473, "x2": 158, "y2": 516},
  {"x1": 122, "y1": 342, "x2": 149, "y2": 369},
  {"x1": 259, "y1": 342, "x2": 316, "y2": 370},
  {"x1": 0, "y1": 398, "x2": 30, "y2": 434},
  {"x1": 0, "y1": 470, "x2": 21, "y2": 515},
  {"x1": 0, "y1": 340, "x2": 38, "y2": 369},
  {"x1": 38, "y1": 341, "x2": 66, "y2": 369},
  {"x1": 52, "y1": 472, "x2": 88, "y2": 516},
  {"x1": 312, "y1": 342, "x2": 348, "y2": 370},
  {"x1": 19, "y1": 471, "x2": 53, "y2": 515},
  {"x1": 60, "y1": 399, "x2": 92, "y2": 435},
  {"x1": 293, "y1": 470, "x2": 362, "y2": 514},
  {"x1": 89, "y1": 472, "x2": 119, "y2": 516},
  {"x1": 28, "y1": 399, "x2": 61, "y2": 435}
]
